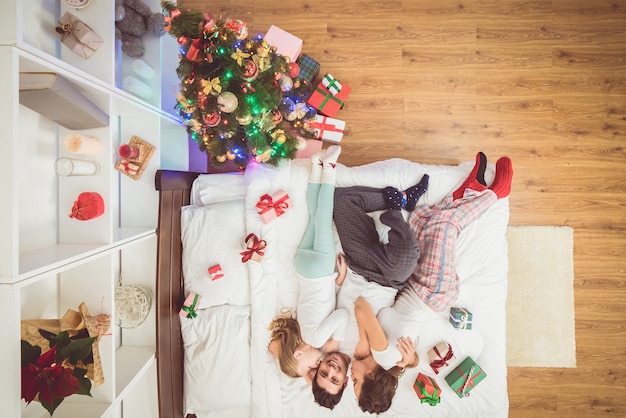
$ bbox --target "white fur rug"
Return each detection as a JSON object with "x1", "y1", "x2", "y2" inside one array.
[{"x1": 505, "y1": 226, "x2": 576, "y2": 367}]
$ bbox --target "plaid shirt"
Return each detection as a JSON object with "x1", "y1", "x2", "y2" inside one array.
[{"x1": 406, "y1": 190, "x2": 497, "y2": 312}]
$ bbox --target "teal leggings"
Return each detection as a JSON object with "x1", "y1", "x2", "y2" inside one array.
[{"x1": 295, "y1": 183, "x2": 336, "y2": 279}]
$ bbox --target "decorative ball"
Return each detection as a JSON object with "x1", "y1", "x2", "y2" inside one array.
[
  {"x1": 289, "y1": 62, "x2": 300, "y2": 79},
  {"x1": 272, "y1": 108, "x2": 283, "y2": 124},
  {"x1": 204, "y1": 111, "x2": 221, "y2": 127},
  {"x1": 278, "y1": 75, "x2": 293, "y2": 92},
  {"x1": 216, "y1": 154, "x2": 227, "y2": 163},
  {"x1": 275, "y1": 133, "x2": 287, "y2": 144},
  {"x1": 217, "y1": 91, "x2": 238, "y2": 113},
  {"x1": 243, "y1": 59, "x2": 259, "y2": 81},
  {"x1": 226, "y1": 150, "x2": 236, "y2": 160},
  {"x1": 114, "y1": 285, "x2": 152, "y2": 328},
  {"x1": 236, "y1": 113, "x2": 253, "y2": 125},
  {"x1": 295, "y1": 137, "x2": 308, "y2": 150}
]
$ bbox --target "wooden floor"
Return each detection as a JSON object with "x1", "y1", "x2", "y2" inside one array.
[{"x1": 179, "y1": 1, "x2": 626, "y2": 416}]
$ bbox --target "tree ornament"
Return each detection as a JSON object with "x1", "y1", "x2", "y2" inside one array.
[
  {"x1": 236, "y1": 113, "x2": 253, "y2": 125},
  {"x1": 204, "y1": 112, "x2": 221, "y2": 127},
  {"x1": 242, "y1": 59, "x2": 259, "y2": 81},
  {"x1": 278, "y1": 74, "x2": 293, "y2": 92},
  {"x1": 295, "y1": 136, "x2": 308, "y2": 150},
  {"x1": 216, "y1": 154, "x2": 227, "y2": 163},
  {"x1": 226, "y1": 150, "x2": 236, "y2": 160},
  {"x1": 217, "y1": 92, "x2": 238, "y2": 113},
  {"x1": 201, "y1": 77, "x2": 222, "y2": 96}
]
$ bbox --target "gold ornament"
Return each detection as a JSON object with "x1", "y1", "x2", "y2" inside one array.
[{"x1": 201, "y1": 77, "x2": 222, "y2": 96}]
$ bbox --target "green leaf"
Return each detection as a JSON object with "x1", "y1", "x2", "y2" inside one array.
[
  {"x1": 40, "y1": 396, "x2": 64, "y2": 416},
  {"x1": 63, "y1": 337, "x2": 96, "y2": 365},
  {"x1": 72, "y1": 367, "x2": 93, "y2": 397},
  {"x1": 21, "y1": 340, "x2": 41, "y2": 366}
]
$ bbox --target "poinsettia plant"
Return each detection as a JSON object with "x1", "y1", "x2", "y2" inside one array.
[{"x1": 21, "y1": 330, "x2": 95, "y2": 416}]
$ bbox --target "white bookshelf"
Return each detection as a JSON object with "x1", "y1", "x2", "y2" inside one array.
[{"x1": 0, "y1": 1, "x2": 184, "y2": 416}]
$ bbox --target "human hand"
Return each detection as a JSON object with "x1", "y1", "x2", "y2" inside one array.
[
  {"x1": 395, "y1": 337, "x2": 417, "y2": 368},
  {"x1": 354, "y1": 339, "x2": 371, "y2": 360}
]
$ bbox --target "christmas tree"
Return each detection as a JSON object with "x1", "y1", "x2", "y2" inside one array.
[{"x1": 162, "y1": 1, "x2": 317, "y2": 169}]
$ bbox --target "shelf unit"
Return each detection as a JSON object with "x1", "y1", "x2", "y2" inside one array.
[{"x1": 0, "y1": 1, "x2": 185, "y2": 416}]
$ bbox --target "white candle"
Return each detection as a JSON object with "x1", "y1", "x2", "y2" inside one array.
[{"x1": 55, "y1": 157, "x2": 99, "y2": 176}]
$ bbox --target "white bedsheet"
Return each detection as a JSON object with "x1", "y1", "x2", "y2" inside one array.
[{"x1": 184, "y1": 157, "x2": 510, "y2": 417}]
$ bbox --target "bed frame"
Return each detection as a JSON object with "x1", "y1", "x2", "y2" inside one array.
[{"x1": 154, "y1": 169, "x2": 200, "y2": 418}]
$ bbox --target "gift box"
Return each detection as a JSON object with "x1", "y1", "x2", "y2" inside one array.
[
  {"x1": 449, "y1": 307, "x2": 473, "y2": 330},
  {"x1": 296, "y1": 54, "x2": 321, "y2": 83},
  {"x1": 428, "y1": 341, "x2": 455, "y2": 374},
  {"x1": 179, "y1": 292, "x2": 201, "y2": 318},
  {"x1": 55, "y1": 12, "x2": 103, "y2": 59},
  {"x1": 445, "y1": 356, "x2": 487, "y2": 398},
  {"x1": 307, "y1": 83, "x2": 352, "y2": 118},
  {"x1": 308, "y1": 114, "x2": 345, "y2": 143},
  {"x1": 208, "y1": 264, "x2": 224, "y2": 281},
  {"x1": 256, "y1": 190, "x2": 292, "y2": 223},
  {"x1": 263, "y1": 25, "x2": 302, "y2": 62},
  {"x1": 295, "y1": 138, "x2": 323, "y2": 159},
  {"x1": 321, "y1": 74, "x2": 343, "y2": 96},
  {"x1": 413, "y1": 373, "x2": 441, "y2": 406},
  {"x1": 240, "y1": 233, "x2": 267, "y2": 263},
  {"x1": 69, "y1": 192, "x2": 105, "y2": 221}
]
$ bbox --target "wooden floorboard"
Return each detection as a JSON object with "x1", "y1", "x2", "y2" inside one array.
[{"x1": 177, "y1": 1, "x2": 626, "y2": 415}]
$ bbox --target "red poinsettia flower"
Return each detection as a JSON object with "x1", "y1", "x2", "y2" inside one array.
[{"x1": 21, "y1": 345, "x2": 79, "y2": 407}]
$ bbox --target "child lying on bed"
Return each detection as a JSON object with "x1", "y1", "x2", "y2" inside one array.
[
  {"x1": 268, "y1": 146, "x2": 351, "y2": 410},
  {"x1": 352, "y1": 152, "x2": 514, "y2": 412}
]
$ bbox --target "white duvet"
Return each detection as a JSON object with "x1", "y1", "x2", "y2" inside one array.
[{"x1": 181, "y1": 158, "x2": 510, "y2": 418}]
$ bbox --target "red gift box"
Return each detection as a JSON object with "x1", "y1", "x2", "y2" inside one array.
[
  {"x1": 307, "y1": 83, "x2": 352, "y2": 118},
  {"x1": 68, "y1": 192, "x2": 105, "y2": 221},
  {"x1": 240, "y1": 233, "x2": 267, "y2": 263},
  {"x1": 413, "y1": 373, "x2": 441, "y2": 406},
  {"x1": 208, "y1": 264, "x2": 224, "y2": 281},
  {"x1": 256, "y1": 190, "x2": 292, "y2": 223},
  {"x1": 179, "y1": 292, "x2": 201, "y2": 318}
]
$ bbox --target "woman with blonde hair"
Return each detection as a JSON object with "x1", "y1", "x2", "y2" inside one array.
[{"x1": 268, "y1": 146, "x2": 350, "y2": 409}]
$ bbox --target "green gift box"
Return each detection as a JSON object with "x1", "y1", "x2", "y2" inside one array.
[
  {"x1": 449, "y1": 307, "x2": 472, "y2": 330},
  {"x1": 445, "y1": 356, "x2": 487, "y2": 398},
  {"x1": 413, "y1": 372, "x2": 441, "y2": 406}
]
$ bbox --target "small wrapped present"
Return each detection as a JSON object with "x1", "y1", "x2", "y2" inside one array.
[
  {"x1": 445, "y1": 356, "x2": 487, "y2": 398},
  {"x1": 307, "y1": 82, "x2": 352, "y2": 118},
  {"x1": 69, "y1": 192, "x2": 105, "y2": 221},
  {"x1": 263, "y1": 25, "x2": 302, "y2": 62},
  {"x1": 296, "y1": 54, "x2": 321, "y2": 83},
  {"x1": 208, "y1": 264, "x2": 224, "y2": 281},
  {"x1": 308, "y1": 114, "x2": 345, "y2": 143},
  {"x1": 179, "y1": 293, "x2": 201, "y2": 319},
  {"x1": 55, "y1": 12, "x2": 103, "y2": 59},
  {"x1": 413, "y1": 373, "x2": 441, "y2": 406},
  {"x1": 240, "y1": 233, "x2": 267, "y2": 263},
  {"x1": 321, "y1": 74, "x2": 343, "y2": 96},
  {"x1": 256, "y1": 190, "x2": 292, "y2": 223},
  {"x1": 449, "y1": 307, "x2": 473, "y2": 330},
  {"x1": 428, "y1": 341, "x2": 455, "y2": 374}
]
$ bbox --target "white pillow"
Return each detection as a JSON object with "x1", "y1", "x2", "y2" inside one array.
[
  {"x1": 181, "y1": 305, "x2": 251, "y2": 413},
  {"x1": 181, "y1": 202, "x2": 250, "y2": 308},
  {"x1": 191, "y1": 172, "x2": 246, "y2": 206}
]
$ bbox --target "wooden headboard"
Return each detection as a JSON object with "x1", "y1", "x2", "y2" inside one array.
[{"x1": 154, "y1": 170, "x2": 200, "y2": 418}]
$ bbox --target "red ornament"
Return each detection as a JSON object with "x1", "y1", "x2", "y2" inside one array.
[
  {"x1": 289, "y1": 62, "x2": 300, "y2": 79},
  {"x1": 204, "y1": 112, "x2": 221, "y2": 127},
  {"x1": 243, "y1": 59, "x2": 259, "y2": 81},
  {"x1": 69, "y1": 192, "x2": 105, "y2": 221}
]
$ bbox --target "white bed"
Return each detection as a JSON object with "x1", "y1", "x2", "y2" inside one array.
[{"x1": 175, "y1": 157, "x2": 510, "y2": 418}]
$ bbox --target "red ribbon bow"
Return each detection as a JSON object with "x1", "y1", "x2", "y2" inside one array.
[
  {"x1": 256, "y1": 193, "x2": 290, "y2": 216},
  {"x1": 240, "y1": 233, "x2": 267, "y2": 263},
  {"x1": 164, "y1": 8, "x2": 182, "y2": 32},
  {"x1": 429, "y1": 343, "x2": 454, "y2": 374},
  {"x1": 69, "y1": 200, "x2": 86, "y2": 220}
]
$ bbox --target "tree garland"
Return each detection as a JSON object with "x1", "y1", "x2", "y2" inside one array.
[{"x1": 162, "y1": 1, "x2": 317, "y2": 169}]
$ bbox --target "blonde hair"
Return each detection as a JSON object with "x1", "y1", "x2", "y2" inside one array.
[{"x1": 268, "y1": 311, "x2": 304, "y2": 378}]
